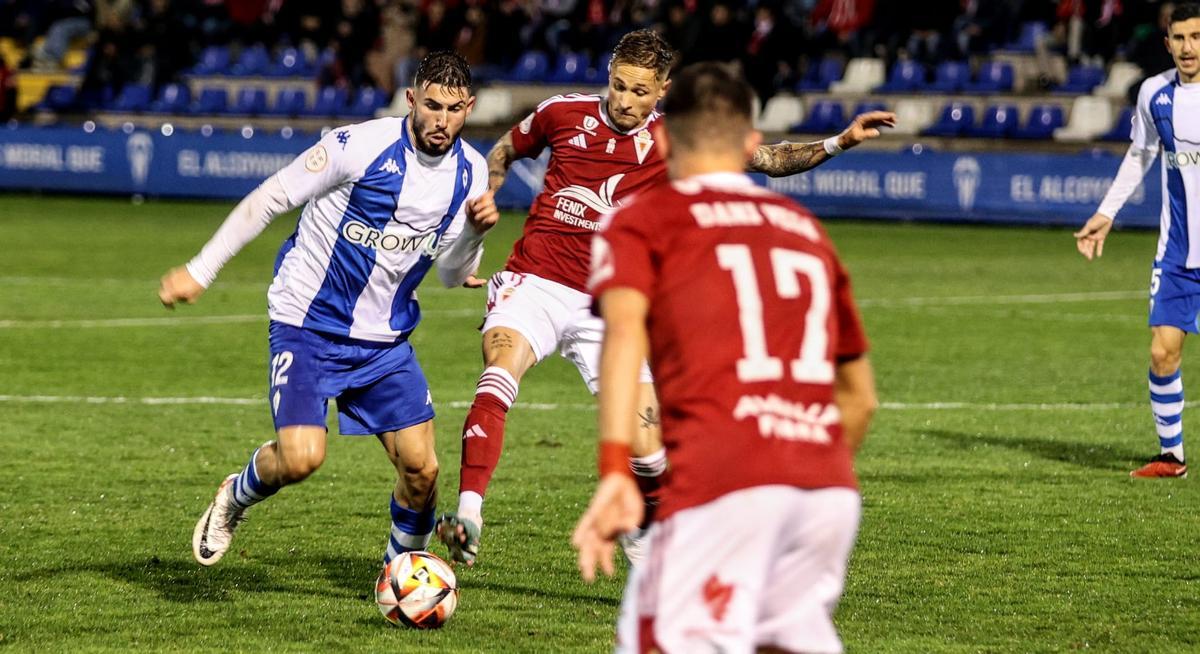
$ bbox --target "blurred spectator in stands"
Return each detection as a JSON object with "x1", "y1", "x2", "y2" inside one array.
[
  {"x1": 809, "y1": 0, "x2": 875, "y2": 56},
  {"x1": 456, "y1": 4, "x2": 488, "y2": 64},
  {"x1": 0, "y1": 52, "x2": 14, "y2": 121},
  {"x1": 1083, "y1": 0, "x2": 1127, "y2": 63},
  {"x1": 277, "y1": 1, "x2": 337, "y2": 51},
  {"x1": 660, "y1": 1, "x2": 700, "y2": 61},
  {"x1": 29, "y1": 0, "x2": 96, "y2": 70},
  {"x1": 692, "y1": 2, "x2": 746, "y2": 63},
  {"x1": 905, "y1": 0, "x2": 959, "y2": 65},
  {"x1": 0, "y1": 0, "x2": 44, "y2": 48},
  {"x1": 77, "y1": 0, "x2": 139, "y2": 107},
  {"x1": 1128, "y1": 1, "x2": 1175, "y2": 100},
  {"x1": 181, "y1": 0, "x2": 233, "y2": 47},
  {"x1": 483, "y1": 0, "x2": 529, "y2": 71},
  {"x1": 321, "y1": 0, "x2": 382, "y2": 89},
  {"x1": 141, "y1": 0, "x2": 190, "y2": 89},
  {"x1": 955, "y1": 0, "x2": 1020, "y2": 56},
  {"x1": 1049, "y1": 0, "x2": 1086, "y2": 63},
  {"x1": 743, "y1": 4, "x2": 799, "y2": 108}
]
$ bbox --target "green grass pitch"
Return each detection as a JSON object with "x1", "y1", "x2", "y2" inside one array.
[{"x1": 1, "y1": 194, "x2": 1198, "y2": 652}]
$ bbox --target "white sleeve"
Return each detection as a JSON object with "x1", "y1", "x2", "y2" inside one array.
[
  {"x1": 435, "y1": 157, "x2": 491, "y2": 288},
  {"x1": 185, "y1": 175, "x2": 296, "y2": 288},
  {"x1": 1097, "y1": 145, "x2": 1158, "y2": 221},
  {"x1": 274, "y1": 127, "x2": 361, "y2": 207}
]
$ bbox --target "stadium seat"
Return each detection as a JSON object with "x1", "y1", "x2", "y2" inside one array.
[
  {"x1": 1013, "y1": 104, "x2": 1065, "y2": 139},
  {"x1": 231, "y1": 87, "x2": 268, "y2": 115},
  {"x1": 1004, "y1": 21, "x2": 1048, "y2": 53},
  {"x1": 829, "y1": 58, "x2": 885, "y2": 94},
  {"x1": 231, "y1": 44, "x2": 271, "y2": 77},
  {"x1": 190, "y1": 88, "x2": 229, "y2": 115},
  {"x1": 268, "y1": 87, "x2": 307, "y2": 116},
  {"x1": 1099, "y1": 106, "x2": 1134, "y2": 142},
  {"x1": 1054, "y1": 96, "x2": 1116, "y2": 142},
  {"x1": 891, "y1": 99, "x2": 936, "y2": 135},
  {"x1": 963, "y1": 62, "x2": 1015, "y2": 94},
  {"x1": 969, "y1": 104, "x2": 1019, "y2": 138},
  {"x1": 584, "y1": 50, "x2": 613, "y2": 84},
  {"x1": 1095, "y1": 62, "x2": 1143, "y2": 99},
  {"x1": 268, "y1": 47, "x2": 313, "y2": 77},
  {"x1": 149, "y1": 83, "x2": 190, "y2": 113},
  {"x1": 928, "y1": 61, "x2": 970, "y2": 93},
  {"x1": 510, "y1": 51, "x2": 549, "y2": 82},
  {"x1": 874, "y1": 61, "x2": 925, "y2": 93},
  {"x1": 309, "y1": 86, "x2": 349, "y2": 116},
  {"x1": 110, "y1": 83, "x2": 152, "y2": 112},
  {"x1": 853, "y1": 100, "x2": 888, "y2": 116},
  {"x1": 466, "y1": 87, "x2": 513, "y2": 125},
  {"x1": 190, "y1": 45, "x2": 231, "y2": 75},
  {"x1": 921, "y1": 102, "x2": 975, "y2": 137},
  {"x1": 757, "y1": 95, "x2": 804, "y2": 132},
  {"x1": 1054, "y1": 65, "x2": 1104, "y2": 94},
  {"x1": 34, "y1": 84, "x2": 77, "y2": 112},
  {"x1": 790, "y1": 100, "x2": 844, "y2": 133},
  {"x1": 549, "y1": 52, "x2": 589, "y2": 84},
  {"x1": 795, "y1": 58, "x2": 844, "y2": 92},
  {"x1": 344, "y1": 87, "x2": 387, "y2": 117}
]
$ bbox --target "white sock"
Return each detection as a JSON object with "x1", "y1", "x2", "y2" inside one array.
[{"x1": 456, "y1": 490, "x2": 483, "y2": 524}]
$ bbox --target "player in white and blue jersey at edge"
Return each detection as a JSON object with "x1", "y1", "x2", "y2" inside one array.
[
  {"x1": 157, "y1": 51, "x2": 497, "y2": 567},
  {"x1": 1074, "y1": 3, "x2": 1200, "y2": 478}
]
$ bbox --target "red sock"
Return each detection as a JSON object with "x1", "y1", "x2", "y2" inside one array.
[{"x1": 459, "y1": 367, "x2": 517, "y2": 496}]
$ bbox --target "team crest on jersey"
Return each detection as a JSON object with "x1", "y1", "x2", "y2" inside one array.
[
  {"x1": 519, "y1": 112, "x2": 534, "y2": 134},
  {"x1": 582, "y1": 115, "x2": 599, "y2": 132},
  {"x1": 605, "y1": 138, "x2": 616, "y2": 154},
  {"x1": 305, "y1": 145, "x2": 329, "y2": 172},
  {"x1": 634, "y1": 129, "x2": 654, "y2": 164}
]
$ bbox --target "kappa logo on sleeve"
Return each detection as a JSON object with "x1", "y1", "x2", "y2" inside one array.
[{"x1": 304, "y1": 145, "x2": 329, "y2": 172}]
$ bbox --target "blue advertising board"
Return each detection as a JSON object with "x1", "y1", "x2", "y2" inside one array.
[{"x1": 0, "y1": 125, "x2": 1161, "y2": 228}]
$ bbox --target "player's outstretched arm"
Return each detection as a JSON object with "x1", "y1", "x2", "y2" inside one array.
[
  {"x1": 834, "y1": 355, "x2": 877, "y2": 454},
  {"x1": 573, "y1": 287, "x2": 648, "y2": 582},
  {"x1": 1073, "y1": 213, "x2": 1115, "y2": 260},
  {"x1": 1073, "y1": 145, "x2": 1156, "y2": 260},
  {"x1": 158, "y1": 176, "x2": 295, "y2": 308},
  {"x1": 748, "y1": 110, "x2": 897, "y2": 177},
  {"x1": 486, "y1": 132, "x2": 519, "y2": 192},
  {"x1": 437, "y1": 190, "x2": 500, "y2": 288}
]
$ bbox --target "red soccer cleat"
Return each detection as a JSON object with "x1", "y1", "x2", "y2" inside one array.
[{"x1": 1130, "y1": 453, "x2": 1188, "y2": 478}]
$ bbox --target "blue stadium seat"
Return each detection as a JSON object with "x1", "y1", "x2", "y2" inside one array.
[
  {"x1": 149, "y1": 83, "x2": 190, "y2": 113},
  {"x1": 1054, "y1": 65, "x2": 1105, "y2": 94},
  {"x1": 268, "y1": 88, "x2": 308, "y2": 116},
  {"x1": 309, "y1": 86, "x2": 349, "y2": 116},
  {"x1": 853, "y1": 100, "x2": 888, "y2": 116},
  {"x1": 1005, "y1": 21, "x2": 1048, "y2": 53},
  {"x1": 963, "y1": 62, "x2": 1015, "y2": 94},
  {"x1": 231, "y1": 45, "x2": 271, "y2": 77},
  {"x1": 549, "y1": 51, "x2": 589, "y2": 84},
  {"x1": 1012, "y1": 104, "x2": 1065, "y2": 139},
  {"x1": 35, "y1": 84, "x2": 77, "y2": 112},
  {"x1": 921, "y1": 102, "x2": 975, "y2": 137},
  {"x1": 190, "y1": 88, "x2": 229, "y2": 115},
  {"x1": 1100, "y1": 107, "x2": 1134, "y2": 142},
  {"x1": 928, "y1": 61, "x2": 970, "y2": 93},
  {"x1": 510, "y1": 51, "x2": 549, "y2": 82},
  {"x1": 110, "y1": 84, "x2": 152, "y2": 112},
  {"x1": 969, "y1": 104, "x2": 1019, "y2": 138},
  {"x1": 874, "y1": 61, "x2": 925, "y2": 93},
  {"x1": 584, "y1": 50, "x2": 614, "y2": 84},
  {"x1": 190, "y1": 45, "x2": 231, "y2": 75},
  {"x1": 268, "y1": 47, "x2": 313, "y2": 77},
  {"x1": 790, "y1": 100, "x2": 845, "y2": 133},
  {"x1": 343, "y1": 87, "x2": 387, "y2": 117},
  {"x1": 795, "y1": 58, "x2": 844, "y2": 92},
  {"x1": 232, "y1": 87, "x2": 268, "y2": 115}
]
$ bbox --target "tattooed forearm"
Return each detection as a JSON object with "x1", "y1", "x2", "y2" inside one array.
[
  {"x1": 487, "y1": 133, "x2": 518, "y2": 191},
  {"x1": 638, "y1": 406, "x2": 660, "y2": 429},
  {"x1": 747, "y1": 141, "x2": 831, "y2": 178}
]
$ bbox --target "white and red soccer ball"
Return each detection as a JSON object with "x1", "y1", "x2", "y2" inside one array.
[{"x1": 375, "y1": 551, "x2": 458, "y2": 628}]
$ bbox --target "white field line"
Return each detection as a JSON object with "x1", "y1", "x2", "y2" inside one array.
[
  {"x1": 0, "y1": 394, "x2": 1143, "y2": 412},
  {"x1": 0, "y1": 290, "x2": 1145, "y2": 329}
]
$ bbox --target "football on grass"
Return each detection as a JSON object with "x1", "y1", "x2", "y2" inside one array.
[{"x1": 375, "y1": 551, "x2": 458, "y2": 628}]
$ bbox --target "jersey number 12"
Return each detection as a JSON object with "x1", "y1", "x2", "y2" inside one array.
[{"x1": 716, "y1": 244, "x2": 834, "y2": 384}]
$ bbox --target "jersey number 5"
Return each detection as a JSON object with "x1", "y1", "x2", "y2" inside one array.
[{"x1": 716, "y1": 244, "x2": 834, "y2": 384}]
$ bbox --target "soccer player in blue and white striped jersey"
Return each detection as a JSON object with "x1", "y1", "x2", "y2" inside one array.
[
  {"x1": 1074, "y1": 3, "x2": 1200, "y2": 478},
  {"x1": 158, "y1": 52, "x2": 497, "y2": 566}
]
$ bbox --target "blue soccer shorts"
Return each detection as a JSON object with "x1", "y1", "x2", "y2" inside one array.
[
  {"x1": 267, "y1": 321, "x2": 435, "y2": 435},
  {"x1": 1149, "y1": 264, "x2": 1200, "y2": 334}
]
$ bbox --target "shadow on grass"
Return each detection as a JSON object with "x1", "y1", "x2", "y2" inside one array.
[{"x1": 919, "y1": 429, "x2": 1144, "y2": 472}]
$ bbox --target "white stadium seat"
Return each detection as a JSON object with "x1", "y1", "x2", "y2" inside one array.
[
  {"x1": 466, "y1": 87, "x2": 514, "y2": 126},
  {"x1": 758, "y1": 95, "x2": 804, "y2": 132},
  {"x1": 1053, "y1": 96, "x2": 1115, "y2": 142},
  {"x1": 1094, "y1": 62, "x2": 1143, "y2": 99},
  {"x1": 829, "y1": 58, "x2": 886, "y2": 95},
  {"x1": 891, "y1": 99, "x2": 936, "y2": 135}
]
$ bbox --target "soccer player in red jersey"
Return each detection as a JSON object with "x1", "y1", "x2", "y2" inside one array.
[
  {"x1": 439, "y1": 28, "x2": 893, "y2": 566},
  {"x1": 573, "y1": 62, "x2": 877, "y2": 652}
]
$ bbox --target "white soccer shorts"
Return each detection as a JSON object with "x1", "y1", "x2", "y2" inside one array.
[
  {"x1": 481, "y1": 270, "x2": 652, "y2": 393},
  {"x1": 616, "y1": 485, "x2": 861, "y2": 654}
]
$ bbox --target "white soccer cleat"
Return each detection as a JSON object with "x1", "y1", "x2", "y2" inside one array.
[
  {"x1": 619, "y1": 527, "x2": 649, "y2": 567},
  {"x1": 192, "y1": 474, "x2": 246, "y2": 566}
]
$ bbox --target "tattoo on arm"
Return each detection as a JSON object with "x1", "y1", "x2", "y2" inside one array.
[
  {"x1": 487, "y1": 133, "x2": 518, "y2": 192},
  {"x1": 638, "y1": 406, "x2": 660, "y2": 429},
  {"x1": 747, "y1": 141, "x2": 830, "y2": 178}
]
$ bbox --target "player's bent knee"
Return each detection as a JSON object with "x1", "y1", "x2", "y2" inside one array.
[
  {"x1": 276, "y1": 437, "x2": 326, "y2": 483},
  {"x1": 1150, "y1": 345, "x2": 1182, "y2": 376}
]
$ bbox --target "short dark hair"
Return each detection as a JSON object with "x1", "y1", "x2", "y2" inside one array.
[
  {"x1": 413, "y1": 50, "x2": 472, "y2": 92},
  {"x1": 662, "y1": 62, "x2": 755, "y2": 152},
  {"x1": 1171, "y1": 2, "x2": 1200, "y2": 25},
  {"x1": 611, "y1": 29, "x2": 675, "y2": 79}
]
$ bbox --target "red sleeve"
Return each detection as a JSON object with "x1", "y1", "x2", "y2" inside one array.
[
  {"x1": 509, "y1": 104, "x2": 553, "y2": 160},
  {"x1": 588, "y1": 204, "x2": 656, "y2": 300},
  {"x1": 832, "y1": 258, "x2": 869, "y2": 361}
]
